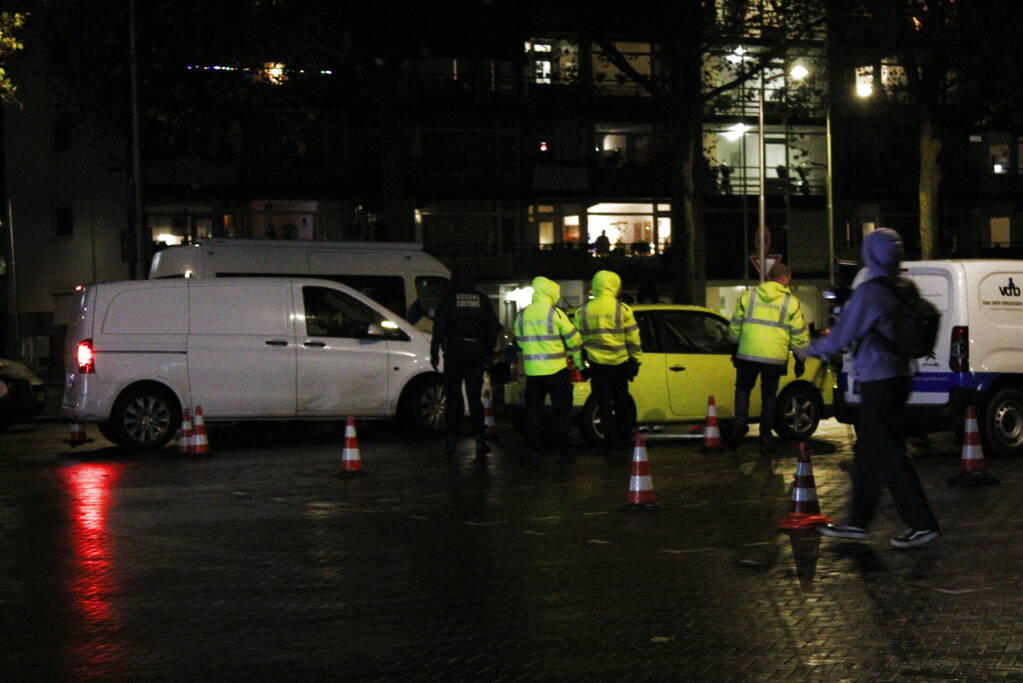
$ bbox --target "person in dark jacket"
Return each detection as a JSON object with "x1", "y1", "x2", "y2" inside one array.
[
  {"x1": 798, "y1": 228, "x2": 940, "y2": 549},
  {"x1": 431, "y1": 271, "x2": 501, "y2": 461}
]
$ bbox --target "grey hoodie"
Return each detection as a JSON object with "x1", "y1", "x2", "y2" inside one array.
[{"x1": 801, "y1": 228, "x2": 912, "y2": 382}]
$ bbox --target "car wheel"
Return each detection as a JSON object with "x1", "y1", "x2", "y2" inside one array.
[
  {"x1": 400, "y1": 375, "x2": 446, "y2": 434},
  {"x1": 109, "y1": 385, "x2": 181, "y2": 450},
  {"x1": 579, "y1": 396, "x2": 608, "y2": 446},
  {"x1": 983, "y1": 388, "x2": 1023, "y2": 457},
  {"x1": 775, "y1": 384, "x2": 821, "y2": 440}
]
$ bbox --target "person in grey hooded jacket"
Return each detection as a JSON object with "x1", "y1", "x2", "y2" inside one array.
[{"x1": 797, "y1": 228, "x2": 940, "y2": 549}]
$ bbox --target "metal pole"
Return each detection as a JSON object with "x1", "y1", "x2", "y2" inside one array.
[
  {"x1": 129, "y1": 0, "x2": 146, "y2": 279},
  {"x1": 5, "y1": 199, "x2": 17, "y2": 361},
  {"x1": 758, "y1": 74, "x2": 766, "y2": 283},
  {"x1": 826, "y1": 105, "x2": 835, "y2": 286}
]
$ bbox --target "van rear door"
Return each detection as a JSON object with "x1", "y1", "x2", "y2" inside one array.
[{"x1": 187, "y1": 281, "x2": 297, "y2": 417}]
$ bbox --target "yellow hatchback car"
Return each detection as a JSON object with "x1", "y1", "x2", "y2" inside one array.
[{"x1": 504, "y1": 303, "x2": 835, "y2": 445}]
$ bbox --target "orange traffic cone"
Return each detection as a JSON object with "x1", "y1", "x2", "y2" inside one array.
[
  {"x1": 338, "y1": 415, "x2": 366, "y2": 477},
  {"x1": 623, "y1": 434, "x2": 661, "y2": 511},
  {"x1": 482, "y1": 377, "x2": 497, "y2": 439},
  {"x1": 777, "y1": 443, "x2": 833, "y2": 529},
  {"x1": 701, "y1": 395, "x2": 724, "y2": 452},
  {"x1": 948, "y1": 406, "x2": 999, "y2": 486},
  {"x1": 63, "y1": 421, "x2": 94, "y2": 447},
  {"x1": 178, "y1": 407, "x2": 194, "y2": 456},
  {"x1": 190, "y1": 405, "x2": 211, "y2": 457}
]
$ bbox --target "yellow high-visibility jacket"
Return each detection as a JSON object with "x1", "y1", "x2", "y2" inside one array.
[
  {"x1": 514, "y1": 276, "x2": 584, "y2": 376},
  {"x1": 728, "y1": 280, "x2": 809, "y2": 365},
  {"x1": 573, "y1": 270, "x2": 642, "y2": 366}
]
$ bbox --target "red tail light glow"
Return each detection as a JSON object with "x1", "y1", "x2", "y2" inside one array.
[
  {"x1": 950, "y1": 326, "x2": 968, "y2": 372},
  {"x1": 77, "y1": 339, "x2": 95, "y2": 374}
]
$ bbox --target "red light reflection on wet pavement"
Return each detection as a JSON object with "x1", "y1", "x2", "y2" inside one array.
[{"x1": 60, "y1": 463, "x2": 126, "y2": 670}]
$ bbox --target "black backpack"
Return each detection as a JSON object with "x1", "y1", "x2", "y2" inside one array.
[{"x1": 877, "y1": 276, "x2": 941, "y2": 359}]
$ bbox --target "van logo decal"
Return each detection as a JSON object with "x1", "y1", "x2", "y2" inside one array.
[{"x1": 998, "y1": 277, "x2": 1021, "y2": 297}]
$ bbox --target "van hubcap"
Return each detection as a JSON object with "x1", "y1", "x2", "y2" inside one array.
[
  {"x1": 993, "y1": 401, "x2": 1023, "y2": 447},
  {"x1": 124, "y1": 396, "x2": 171, "y2": 444}
]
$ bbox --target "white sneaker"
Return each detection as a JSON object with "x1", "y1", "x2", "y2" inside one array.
[
  {"x1": 890, "y1": 528, "x2": 939, "y2": 549},
  {"x1": 818, "y1": 523, "x2": 868, "y2": 540}
]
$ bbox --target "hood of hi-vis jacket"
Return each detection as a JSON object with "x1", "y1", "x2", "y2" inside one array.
[
  {"x1": 591, "y1": 270, "x2": 621, "y2": 299},
  {"x1": 728, "y1": 280, "x2": 809, "y2": 365},
  {"x1": 531, "y1": 276, "x2": 561, "y2": 306},
  {"x1": 574, "y1": 270, "x2": 642, "y2": 367}
]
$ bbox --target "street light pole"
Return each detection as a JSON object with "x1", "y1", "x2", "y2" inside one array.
[
  {"x1": 826, "y1": 104, "x2": 834, "y2": 286},
  {"x1": 757, "y1": 73, "x2": 767, "y2": 283}
]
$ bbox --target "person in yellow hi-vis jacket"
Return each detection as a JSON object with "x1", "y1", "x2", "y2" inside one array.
[
  {"x1": 573, "y1": 270, "x2": 642, "y2": 453},
  {"x1": 514, "y1": 276, "x2": 585, "y2": 464},
  {"x1": 727, "y1": 262, "x2": 809, "y2": 454}
]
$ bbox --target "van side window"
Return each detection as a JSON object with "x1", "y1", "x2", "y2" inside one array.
[
  {"x1": 318, "y1": 275, "x2": 406, "y2": 319},
  {"x1": 303, "y1": 286, "x2": 405, "y2": 340},
  {"x1": 414, "y1": 276, "x2": 450, "y2": 321}
]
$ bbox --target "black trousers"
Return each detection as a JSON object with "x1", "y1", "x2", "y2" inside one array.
[
  {"x1": 850, "y1": 376, "x2": 939, "y2": 531},
  {"x1": 733, "y1": 359, "x2": 783, "y2": 442},
  {"x1": 524, "y1": 368, "x2": 572, "y2": 455},
  {"x1": 589, "y1": 361, "x2": 635, "y2": 446},
  {"x1": 443, "y1": 353, "x2": 485, "y2": 439}
]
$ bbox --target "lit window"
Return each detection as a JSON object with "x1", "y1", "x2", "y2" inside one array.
[
  {"x1": 261, "y1": 62, "x2": 287, "y2": 85},
  {"x1": 855, "y1": 67, "x2": 874, "y2": 98}
]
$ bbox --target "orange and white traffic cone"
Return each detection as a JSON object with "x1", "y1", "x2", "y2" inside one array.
[
  {"x1": 178, "y1": 407, "x2": 194, "y2": 456},
  {"x1": 777, "y1": 442, "x2": 833, "y2": 529},
  {"x1": 338, "y1": 415, "x2": 366, "y2": 477},
  {"x1": 190, "y1": 405, "x2": 211, "y2": 457},
  {"x1": 948, "y1": 406, "x2": 999, "y2": 486},
  {"x1": 63, "y1": 421, "x2": 94, "y2": 447},
  {"x1": 701, "y1": 395, "x2": 724, "y2": 452},
  {"x1": 482, "y1": 376, "x2": 497, "y2": 439},
  {"x1": 623, "y1": 434, "x2": 661, "y2": 511}
]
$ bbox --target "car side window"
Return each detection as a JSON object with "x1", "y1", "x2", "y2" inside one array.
[
  {"x1": 634, "y1": 311, "x2": 661, "y2": 353},
  {"x1": 658, "y1": 311, "x2": 735, "y2": 354},
  {"x1": 687, "y1": 313, "x2": 735, "y2": 354},
  {"x1": 303, "y1": 286, "x2": 404, "y2": 339}
]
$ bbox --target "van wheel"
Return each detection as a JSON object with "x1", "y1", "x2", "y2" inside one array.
[
  {"x1": 983, "y1": 389, "x2": 1023, "y2": 457},
  {"x1": 775, "y1": 384, "x2": 822, "y2": 440},
  {"x1": 109, "y1": 385, "x2": 181, "y2": 451},
  {"x1": 400, "y1": 375, "x2": 446, "y2": 434}
]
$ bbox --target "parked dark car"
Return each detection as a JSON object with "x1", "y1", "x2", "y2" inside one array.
[{"x1": 0, "y1": 359, "x2": 46, "y2": 431}]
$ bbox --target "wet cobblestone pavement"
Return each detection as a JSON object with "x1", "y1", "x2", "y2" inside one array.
[{"x1": 3, "y1": 417, "x2": 1023, "y2": 680}]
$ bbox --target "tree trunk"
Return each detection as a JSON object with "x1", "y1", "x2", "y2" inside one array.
[
  {"x1": 666, "y1": 1, "x2": 705, "y2": 305},
  {"x1": 918, "y1": 116, "x2": 942, "y2": 259}
]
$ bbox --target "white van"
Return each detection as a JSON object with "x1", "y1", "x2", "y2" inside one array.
[
  {"x1": 836, "y1": 260, "x2": 1023, "y2": 456},
  {"x1": 61, "y1": 277, "x2": 446, "y2": 450},
  {"x1": 149, "y1": 239, "x2": 450, "y2": 331}
]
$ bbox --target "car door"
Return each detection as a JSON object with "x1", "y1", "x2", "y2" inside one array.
[
  {"x1": 187, "y1": 282, "x2": 297, "y2": 417},
  {"x1": 659, "y1": 310, "x2": 743, "y2": 419},
  {"x1": 295, "y1": 284, "x2": 394, "y2": 416},
  {"x1": 629, "y1": 311, "x2": 670, "y2": 422}
]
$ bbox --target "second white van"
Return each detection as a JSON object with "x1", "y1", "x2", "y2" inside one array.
[
  {"x1": 149, "y1": 239, "x2": 451, "y2": 331},
  {"x1": 61, "y1": 277, "x2": 446, "y2": 449}
]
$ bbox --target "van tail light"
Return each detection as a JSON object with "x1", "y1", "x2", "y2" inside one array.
[
  {"x1": 950, "y1": 326, "x2": 969, "y2": 373},
  {"x1": 77, "y1": 339, "x2": 95, "y2": 374}
]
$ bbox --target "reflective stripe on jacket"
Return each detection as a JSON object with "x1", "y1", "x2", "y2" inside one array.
[
  {"x1": 573, "y1": 270, "x2": 642, "y2": 366},
  {"x1": 728, "y1": 280, "x2": 809, "y2": 365},
  {"x1": 514, "y1": 276, "x2": 584, "y2": 376}
]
